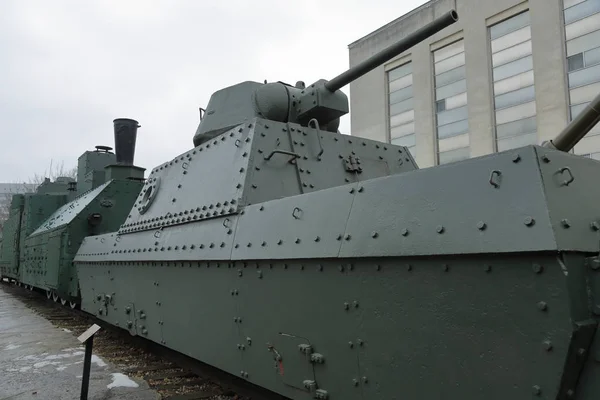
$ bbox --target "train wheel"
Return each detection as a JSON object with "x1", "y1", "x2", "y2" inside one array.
[
  {"x1": 52, "y1": 292, "x2": 59, "y2": 302},
  {"x1": 60, "y1": 298, "x2": 67, "y2": 306},
  {"x1": 46, "y1": 290, "x2": 52, "y2": 299},
  {"x1": 28, "y1": 285, "x2": 33, "y2": 291},
  {"x1": 69, "y1": 302, "x2": 77, "y2": 309}
]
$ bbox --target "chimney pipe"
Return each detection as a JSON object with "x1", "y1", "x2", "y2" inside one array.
[{"x1": 113, "y1": 118, "x2": 140, "y2": 165}]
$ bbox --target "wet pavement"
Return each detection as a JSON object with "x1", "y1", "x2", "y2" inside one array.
[{"x1": 0, "y1": 284, "x2": 161, "y2": 400}]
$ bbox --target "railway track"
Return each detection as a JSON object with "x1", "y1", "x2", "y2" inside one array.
[{"x1": 1, "y1": 280, "x2": 285, "y2": 400}]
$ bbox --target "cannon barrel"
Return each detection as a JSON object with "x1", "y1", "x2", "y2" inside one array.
[
  {"x1": 324, "y1": 10, "x2": 459, "y2": 92},
  {"x1": 544, "y1": 91, "x2": 600, "y2": 152}
]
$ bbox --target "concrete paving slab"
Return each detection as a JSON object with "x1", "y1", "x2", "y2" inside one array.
[{"x1": 0, "y1": 285, "x2": 161, "y2": 400}]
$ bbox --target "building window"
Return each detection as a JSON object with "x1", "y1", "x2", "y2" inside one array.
[
  {"x1": 433, "y1": 39, "x2": 469, "y2": 164},
  {"x1": 387, "y1": 62, "x2": 415, "y2": 156},
  {"x1": 563, "y1": 0, "x2": 600, "y2": 158},
  {"x1": 579, "y1": 152, "x2": 600, "y2": 160},
  {"x1": 489, "y1": 10, "x2": 537, "y2": 152}
]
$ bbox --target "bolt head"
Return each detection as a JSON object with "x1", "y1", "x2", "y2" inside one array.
[
  {"x1": 477, "y1": 221, "x2": 486, "y2": 230},
  {"x1": 524, "y1": 217, "x2": 535, "y2": 226},
  {"x1": 537, "y1": 301, "x2": 548, "y2": 311},
  {"x1": 436, "y1": 225, "x2": 444, "y2": 234},
  {"x1": 401, "y1": 228, "x2": 409, "y2": 236}
]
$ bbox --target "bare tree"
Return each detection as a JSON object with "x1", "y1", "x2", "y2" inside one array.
[{"x1": 0, "y1": 159, "x2": 77, "y2": 234}]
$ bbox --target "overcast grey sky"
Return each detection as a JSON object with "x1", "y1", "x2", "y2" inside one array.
[{"x1": 0, "y1": 0, "x2": 426, "y2": 182}]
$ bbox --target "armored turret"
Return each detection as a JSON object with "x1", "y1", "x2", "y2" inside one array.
[{"x1": 193, "y1": 10, "x2": 458, "y2": 147}]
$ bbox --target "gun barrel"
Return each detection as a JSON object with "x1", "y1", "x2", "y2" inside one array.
[
  {"x1": 546, "y1": 91, "x2": 600, "y2": 152},
  {"x1": 324, "y1": 10, "x2": 459, "y2": 92}
]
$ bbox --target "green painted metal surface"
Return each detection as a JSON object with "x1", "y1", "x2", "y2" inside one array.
[
  {"x1": 76, "y1": 254, "x2": 587, "y2": 399},
  {"x1": 71, "y1": 10, "x2": 600, "y2": 399},
  {"x1": 0, "y1": 192, "x2": 68, "y2": 280},
  {"x1": 21, "y1": 179, "x2": 143, "y2": 300},
  {"x1": 0, "y1": 195, "x2": 24, "y2": 279}
]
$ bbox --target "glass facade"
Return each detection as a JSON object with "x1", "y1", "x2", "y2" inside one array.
[
  {"x1": 433, "y1": 39, "x2": 470, "y2": 164},
  {"x1": 378, "y1": 2, "x2": 600, "y2": 164},
  {"x1": 388, "y1": 62, "x2": 416, "y2": 156},
  {"x1": 563, "y1": 0, "x2": 600, "y2": 154},
  {"x1": 489, "y1": 10, "x2": 537, "y2": 152}
]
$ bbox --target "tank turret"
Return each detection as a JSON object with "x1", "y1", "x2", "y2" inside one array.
[
  {"x1": 543, "y1": 91, "x2": 600, "y2": 152},
  {"x1": 193, "y1": 10, "x2": 459, "y2": 147}
]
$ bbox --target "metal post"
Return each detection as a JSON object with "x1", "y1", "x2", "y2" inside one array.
[
  {"x1": 80, "y1": 335, "x2": 94, "y2": 400},
  {"x1": 77, "y1": 323, "x2": 101, "y2": 400}
]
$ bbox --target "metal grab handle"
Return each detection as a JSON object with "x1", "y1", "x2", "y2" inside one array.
[
  {"x1": 264, "y1": 150, "x2": 300, "y2": 163},
  {"x1": 559, "y1": 167, "x2": 575, "y2": 186},
  {"x1": 308, "y1": 119, "x2": 324, "y2": 159},
  {"x1": 489, "y1": 170, "x2": 501, "y2": 188}
]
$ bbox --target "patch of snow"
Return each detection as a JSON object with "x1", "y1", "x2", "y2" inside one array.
[
  {"x1": 19, "y1": 366, "x2": 31, "y2": 372},
  {"x1": 56, "y1": 366, "x2": 67, "y2": 371},
  {"x1": 33, "y1": 361, "x2": 61, "y2": 368},
  {"x1": 91, "y1": 355, "x2": 107, "y2": 367},
  {"x1": 62, "y1": 328, "x2": 72, "y2": 333},
  {"x1": 5, "y1": 344, "x2": 21, "y2": 350},
  {"x1": 44, "y1": 353, "x2": 76, "y2": 360},
  {"x1": 107, "y1": 373, "x2": 139, "y2": 389}
]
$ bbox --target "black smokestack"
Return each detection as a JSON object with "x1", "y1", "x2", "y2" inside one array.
[{"x1": 113, "y1": 118, "x2": 140, "y2": 165}]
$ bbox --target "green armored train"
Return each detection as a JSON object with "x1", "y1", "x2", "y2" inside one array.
[
  {"x1": 0, "y1": 119, "x2": 145, "y2": 307},
  {"x1": 3, "y1": 7, "x2": 600, "y2": 399},
  {"x1": 72, "y1": 8, "x2": 600, "y2": 400},
  {"x1": 0, "y1": 176, "x2": 75, "y2": 283}
]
